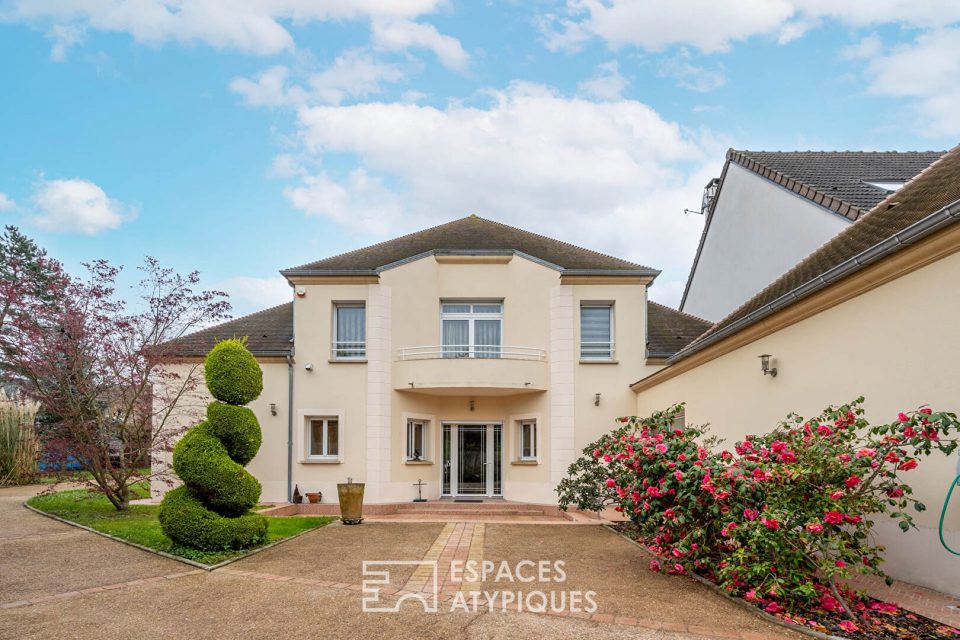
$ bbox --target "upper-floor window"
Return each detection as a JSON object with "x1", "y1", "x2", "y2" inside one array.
[
  {"x1": 333, "y1": 303, "x2": 366, "y2": 360},
  {"x1": 580, "y1": 303, "x2": 614, "y2": 360},
  {"x1": 441, "y1": 301, "x2": 502, "y2": 359}
]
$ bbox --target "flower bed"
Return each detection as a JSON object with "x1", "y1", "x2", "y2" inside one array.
[{"x1": 558, "y1": 399, "x2": 960, "y2": 640}]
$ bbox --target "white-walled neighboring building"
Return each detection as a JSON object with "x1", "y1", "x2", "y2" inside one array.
[
  {"x1": 634, "y1": 146, "x2": 960, "y2": 596},
  {"x1": 681, "y1": 150, "x2": 944, "y2": 322},
  {"x1": 156, "y1": 216, "x2": 709, "y2": 506}
]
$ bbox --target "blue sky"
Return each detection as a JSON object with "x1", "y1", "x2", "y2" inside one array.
[{"x1": 1, "y1": 1, "x2": 958, "y2": 316}]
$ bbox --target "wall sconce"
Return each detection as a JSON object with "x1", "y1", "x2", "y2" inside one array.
[
  {"x1": 594, "y1": 393, "x2": 601, "y2": 406},
  {"x1": 270, "y1": 403, "x2": 278, "y2": 416},
  {"x1": 469, "y1": 399, "x2": 476, "y2": 412},
  {"x1": 304, "y1": 363, "x2": 314, "y2": 371},
  {"x1": 758, "y1": 354, "x2": 777, "y2": 377}
]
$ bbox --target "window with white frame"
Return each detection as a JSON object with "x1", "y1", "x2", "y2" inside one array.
[
  {"x1": 406, "y1": 419, "x2": 429, "y2": 461},
  {"x1": 440, "y1": 301, "x2": 502, "y2": 359},
  {"x1": 580, "y1": 303, "x2": 614, "y2": 360},
  {"x1": 519, "y1": 420, "x2": 537, "y2": 460},
  {"x1": 307, "y1": 417, "x2": 339, "y2": 459},
  {"x1": 333, "y1": 303, "x2": 365, "y2": 360}
]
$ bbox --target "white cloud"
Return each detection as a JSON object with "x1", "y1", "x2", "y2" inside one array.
[
  {"x1": 283, "y1": 169, "x2": 405, "y2": 232},
  {"x1": 577, "y1": 60, "x2": 628, "y2": 100},
  {"x1": 859, "y1": 28, "x2": 960, "y2": 136},
  {"x1": 5, "y1": 0, "x2": 456, "y2": 58},
  {"x1": 0, "y1": 193, "x2": 15, "y2": 211},
  {"x1": 539, "y1": 0, "x2": 960, "y2": 54},
  {"x1": 215, "y1": 275, "x2": 290, "y2": 313},
  {"x1": 840, "y1": 34, "x2": 883, "y2": 60},
  {"x1": 30, "y1": 178, "x2": 137, "y2": 235},
  {"x1": 46, "y1": 23, "x2": 85, "y2": 61},
  {"x1": 371, "y1": 18, "x2": 469, "y2": 71},
  {"x1": 230, "y1": 51, "x2": 404, "y2": 108},
  {"x1": 658, "y1": 49, "x2": 726, "y2": 92},
  {"x1": 277, "y1": 81, "x2": 722, "y2": 306}
]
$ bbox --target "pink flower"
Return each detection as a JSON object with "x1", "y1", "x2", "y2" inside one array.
[
  {"x1": 898, "y1": 412, "x2": 910, "y2": 422},
  {"x1": 817, "y1": 424, "x2": 833, "y2": 436},
  {"x1": 806, "y1": 522, "x2": 824, "y2": 534},
  {"x1": 824, "y1": 511, "x2": 844, "y2": 524},
  {"x1": 835, "y1": 559, "x2": 846, "y2": 568},
  {"x1": 898, "y1": 459, "x2": 918, "y2": 471},
  {"x1": 664, "y1": 508, "x2": 676, "y2": 520},
  {"x1": 837, "y1": 453, "x2": 852, "y2": 462},
  {"x1": 844, "y1": 475, "x2": 861, "y2": 488},
  {"x1": 649, "y1": 559, "x2": 661, "y2": 571},
  {"x1": 856, "y1": 448, "x2": 876, "y2": 458},
  {"x1": 673, "y1": 564, "x2": 684, "y2": 573},
  {"x1": 592, "y1": 448, "x2": 601, "y2": 458},
  {"x1": 744, "y1": 589, "x2": 758, "y2": 602},
  {"x1": 605, "y1": 478, "x2": 616, "y2": 488},
  {"x1": 646, "y1": 486, "x2": 661, "y2": 497},
  {"x1": 744, "y1": 508, "x2": 759, "y2": 521},
  {"x1": 671, "y1": 548, "x2": 684, "y2": 558},
  {"x1": 655, "y1": 443, "x2": 668, "y2": 454},
  {"x1": 844, "y1": 514, "x2": 862, "y2": 524},
  {"x1": 603, "y1": 454, "x2": 612, "y2": 463},
  {"x1": 919, "y1": 407, "x2": 932, "y2": 415},
  {"x1": 887, "y1": 486, "x2": 904, "y2": 498},
  {"x1": 764, "y1": 602, "x2": 781, "y2": 614},
  {"x1": 829, "y1": 490, "x2": 844, "y2": 500},
  {"x1": 762, "y1": 518, "x2": 780, "y2": 530},
  {"x1": 838, "y1": 620, "x2": 859, "y2": 633},
  {"x1": 771, "y1": 441, "x2": 787, "y2": 453},
  {"x1": 673, "y1": 471, "x2": 684, "y2": 481}
]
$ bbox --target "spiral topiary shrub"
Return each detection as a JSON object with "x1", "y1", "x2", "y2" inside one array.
[{"x1": 159, "y1": 338, "x2": 268, "y2": 550}]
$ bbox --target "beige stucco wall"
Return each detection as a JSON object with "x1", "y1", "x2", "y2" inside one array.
[
  {"x1": 150, "y1": 360, "x2": 290, "y2": 502},
  {"x1": 635, "y1": 249, "x2": 960, "y2": 595},
  {"x1": 683, "y1": 164, "x2": 851, "y2": 322}
]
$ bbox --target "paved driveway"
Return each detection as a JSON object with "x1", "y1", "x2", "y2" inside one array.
[{"x1": 0, "y1": 485, "x2": 801, "y2": 640}]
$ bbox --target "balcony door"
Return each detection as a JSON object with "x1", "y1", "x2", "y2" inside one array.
[
  {"x1": 441, "y1": 302, "x2": 502, "y2": 358},
  {"x1": 442, "y1": 424, "x2": 503, "y2": 497}
]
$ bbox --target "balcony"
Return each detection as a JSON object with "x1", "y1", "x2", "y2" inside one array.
[{"x1": 394, "y1": 345, "x2": 547, "y2": 396}]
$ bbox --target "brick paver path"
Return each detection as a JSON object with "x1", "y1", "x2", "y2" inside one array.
[{"x1": 403, "y1": 522, "x2": 485, "y2": 594}]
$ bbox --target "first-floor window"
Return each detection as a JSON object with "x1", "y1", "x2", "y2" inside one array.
[
  {"x1": 580, "y1": 303, "x2": 614, "y2": 360},
  {"x1": 406, "y1": 420, "x2": 428, "y2": 460},
  {"x1": 333, "y1": 303, "x2": 366, "y2": 360},
  {"x1": 519, "y1": 420, "x2": 537, "y2": 460},
  {"x1": 309, "y1": 417, "x2": 339, "y2": 458}
]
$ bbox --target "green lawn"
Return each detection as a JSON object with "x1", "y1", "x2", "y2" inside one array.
[{"x1": 28, "y1": 483, "x2": 335, "y2": 566}]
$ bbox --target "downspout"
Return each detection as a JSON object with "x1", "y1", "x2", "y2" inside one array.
[{"x1": 286, "y1": 349, "x2": 294, "y2": 503}]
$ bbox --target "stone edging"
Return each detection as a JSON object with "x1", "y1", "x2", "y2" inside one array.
[
  {"x1": 604, "y1": 525, "x2": 847, "y2": 640},
  {"x1": 0, "y1": 570, "x2": 205, "y2": 610},
  {"x1": 22, "y1": 502, "x2": 339, "y2": 571}
]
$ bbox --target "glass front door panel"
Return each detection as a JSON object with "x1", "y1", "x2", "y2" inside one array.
[
  {"x1": 458, "y1": 426, "x2": 486, "y2": 495},
  {"x1": 442, "y1": 424, "x2": 503, "y2": 497}
]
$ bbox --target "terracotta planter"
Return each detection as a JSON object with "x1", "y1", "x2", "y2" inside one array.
[
  {"x1": 337, "y1": 481, "x2": 365, "y2": 525},
  {"x1": 305, "y1": 492, "x2": 321, "y2": 504}
]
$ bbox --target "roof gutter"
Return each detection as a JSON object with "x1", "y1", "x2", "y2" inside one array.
[
  {"x1": 561, "y1": 268, "x2": 661, "y2": 277},
  {"x1": 667, "y1": 197, "x2": 960, "y2": 365}
]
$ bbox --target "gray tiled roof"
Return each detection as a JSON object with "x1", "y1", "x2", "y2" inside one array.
[
  {"x1": 283, "y1": 215, "x2": 657, "y2": 274},
  {"x1": 731, "y1": 150, "x2": 946, "y2": 217},
  {"x1": 646, "y1": 302, "x2": 713, "y2": 358},
  {"x1": 167, "y1": 303, "x2": 293, "y2": 357},
  {"x1": 673, "y1": 144, "x2": 960, "y2": 362}
]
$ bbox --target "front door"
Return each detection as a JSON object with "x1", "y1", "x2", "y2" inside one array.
[{"x1": 442, "y1": 424, "x2": 502, "y2": 497}]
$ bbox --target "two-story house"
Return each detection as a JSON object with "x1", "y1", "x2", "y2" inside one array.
[{"x1": 159, "y1": 215, "x2": 710, "y2": 506}]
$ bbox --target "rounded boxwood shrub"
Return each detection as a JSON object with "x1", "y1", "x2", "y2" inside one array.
[
  {"x1": 204, "y1": 338, "x2": 263, "y2": 406},
  {"x1": 158, "y1": 486, "x2": 267, "y2": 551},
  {"x1": 206, "y1": 403, "x2": 262, "y2": 466},
  {"x1": 160, "y1": 338, "x2": 267, "y2": 550}
]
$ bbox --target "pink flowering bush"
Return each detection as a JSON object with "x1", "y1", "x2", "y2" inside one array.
[{"x1": 557, "y1": 399, "x2": 960, "y2": 619}]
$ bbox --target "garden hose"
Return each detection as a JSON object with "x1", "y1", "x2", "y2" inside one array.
[
  {"x1": 939, "y1": 453, "x2": 960, "y2": 556},
  {"x1": 158, "y1": 339, "x2": 267, "y2": 550}
]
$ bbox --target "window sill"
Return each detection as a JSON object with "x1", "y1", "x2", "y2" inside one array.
[
  {"x1": 404, "y1": 460, "x2": 434, "y2": 465},
  {"x1": 300, "y1": 458, "x2": 342, "y2": 464},
  {"x1": 511, "y1": 460, "x2": 539, "y2": 466},
  {"x1": 329, "y1": 359, "x2": 367, "y2": 364},
  {"x1": 579, "y1": 359, "x2": 618, "y2": 365}
]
